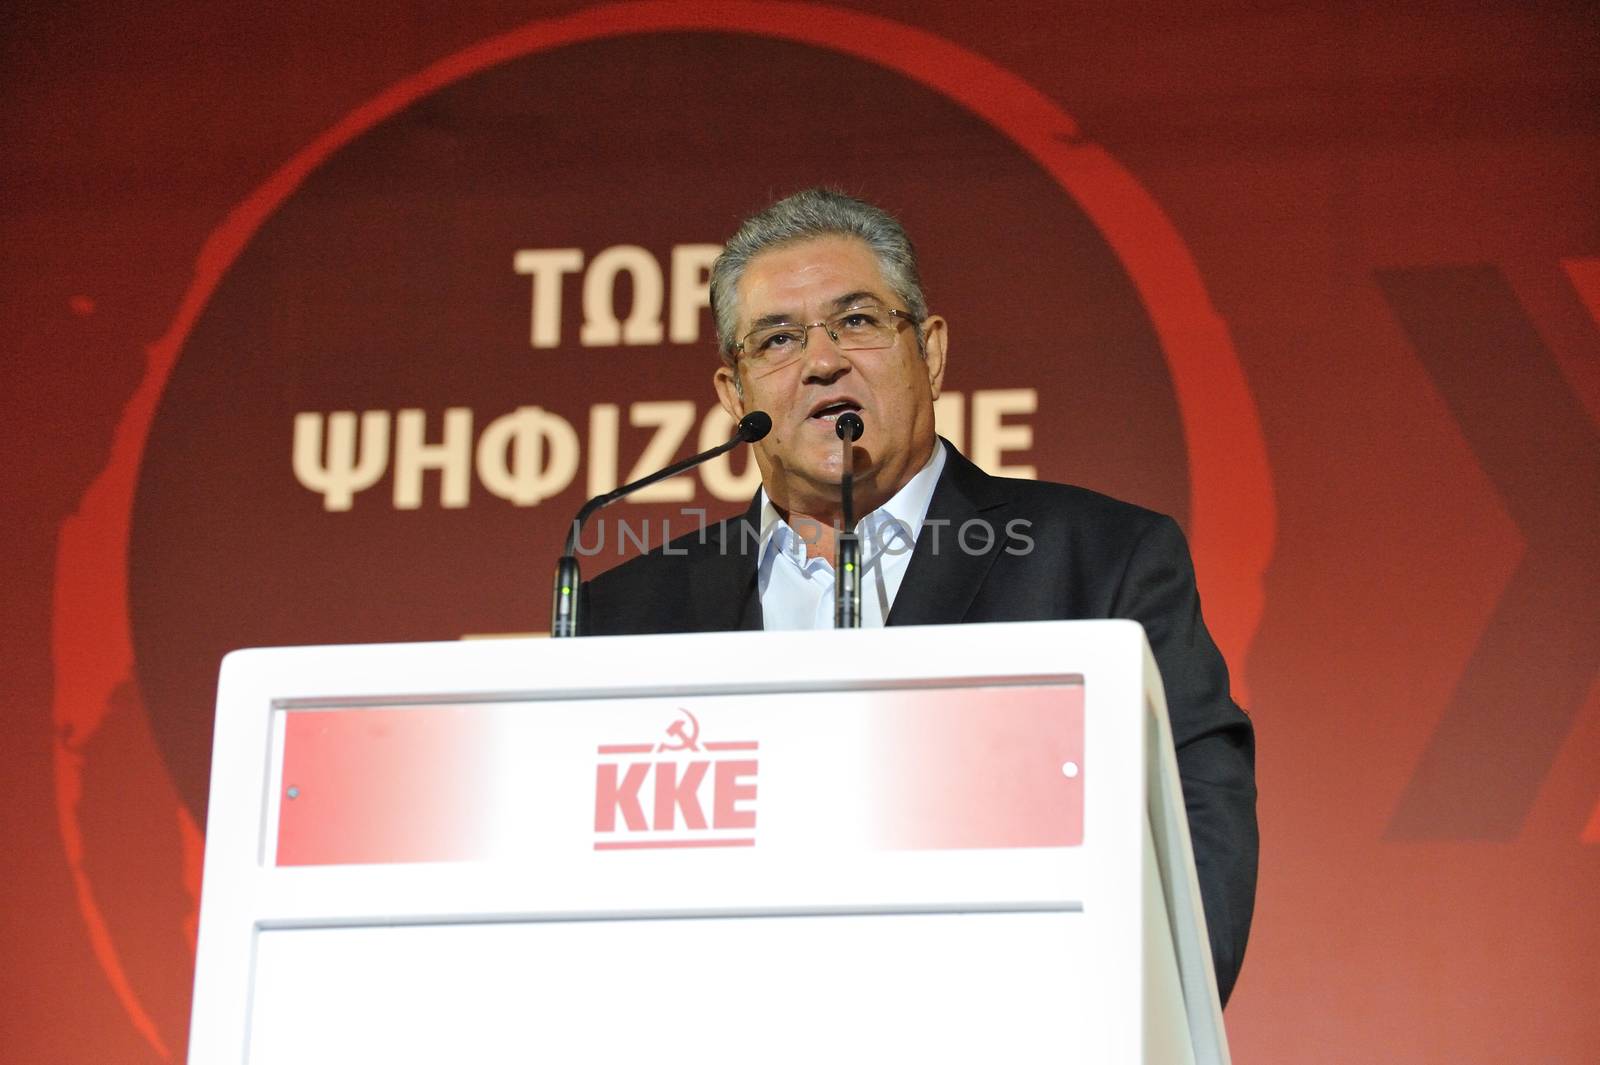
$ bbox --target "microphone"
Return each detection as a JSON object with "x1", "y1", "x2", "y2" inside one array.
[
  {"x1": 834, "y1": 412, "x2": 864, "y2": 629},
  {"x1": 551, "y1": 411, "x2": 772, "y2": 638}
]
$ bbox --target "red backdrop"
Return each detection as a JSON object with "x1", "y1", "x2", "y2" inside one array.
[{"x1": 3, "y1": 3, "x2": 1597, "y2": 1062}]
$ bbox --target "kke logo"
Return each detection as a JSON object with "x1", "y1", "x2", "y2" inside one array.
[{"x1": 593, "y1": 709, "x2": 759, "y2": 850}]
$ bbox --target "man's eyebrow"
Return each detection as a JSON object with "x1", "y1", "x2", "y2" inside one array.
[
  {"x1": 829, "y1": 290, "x2": 885, "y2": 311},
  {"x1": 746, "y1": 291, "x2": 888, "y2": 331},
  {"x1": 748, "y1": 310, "x2": 801, "y2": 330}
]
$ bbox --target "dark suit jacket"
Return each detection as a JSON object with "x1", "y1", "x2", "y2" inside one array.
[{"x1": 583, "y1": 442, "x2": 1258, "y2": 1004}]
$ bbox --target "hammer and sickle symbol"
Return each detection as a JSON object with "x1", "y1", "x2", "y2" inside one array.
[{"x1": 658, "y1": 708, "x2": 702, "y2": 753}]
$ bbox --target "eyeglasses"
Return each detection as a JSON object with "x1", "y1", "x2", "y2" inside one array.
[{"x1": 735, "y1": 301, "x2": 918, "y2": 369}]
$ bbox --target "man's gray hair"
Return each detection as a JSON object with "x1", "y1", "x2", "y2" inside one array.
[{"x1": 710, "y1": 188, "x2": 928, "y2": 366}]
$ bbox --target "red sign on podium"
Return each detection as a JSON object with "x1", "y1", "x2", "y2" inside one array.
[{"x1": 276, "y1": 683, "x2": 1085, "y2": 866}]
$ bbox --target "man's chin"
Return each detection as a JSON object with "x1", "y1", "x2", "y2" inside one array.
[{"x1": 779, "y1": 466, "x2": 887, "y2": 513}]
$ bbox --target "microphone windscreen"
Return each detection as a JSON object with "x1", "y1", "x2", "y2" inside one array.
[
  {"x1": 738, "y1": 411, "x2": 773, "y2": 442},
  {"x1": 835, "y1": 411, "x2": 864, "y2": 441}
]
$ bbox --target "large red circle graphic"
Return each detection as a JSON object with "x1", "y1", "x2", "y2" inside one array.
[{"x1": 52, "y1": 2, "x2": 1274, "y2": 1056}]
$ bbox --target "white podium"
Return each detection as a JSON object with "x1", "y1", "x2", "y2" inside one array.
[{"x1": 187, "y1": 620, "x2": 1230, "y2": 1064}]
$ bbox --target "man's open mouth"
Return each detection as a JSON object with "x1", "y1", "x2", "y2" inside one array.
[{"x1": 809, "y1": 400, "x2": 863, "y2": 421}]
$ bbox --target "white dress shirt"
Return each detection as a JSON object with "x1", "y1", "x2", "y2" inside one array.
[{"x1": 756, "y1": 441, "x2": 948, "y2": 630}]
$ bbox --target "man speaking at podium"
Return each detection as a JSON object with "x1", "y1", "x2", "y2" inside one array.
[{"x1": 583, "y1": 189, "x2": 1258, "y2": 1004}]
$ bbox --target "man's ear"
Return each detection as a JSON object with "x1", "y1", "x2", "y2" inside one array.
[
  {"x1": 713, "y1": 363, "x2": 747, "y2": 420},
  {"x1": 920, "y1": 314, "x2": 949, "y2": 399}
]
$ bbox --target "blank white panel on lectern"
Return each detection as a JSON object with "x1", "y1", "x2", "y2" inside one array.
[{"x1": 249, "y1": 913, "x2": 1086, "y2": 1064}]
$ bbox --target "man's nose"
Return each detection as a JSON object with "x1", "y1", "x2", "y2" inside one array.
[{"x1": 800, "y1": 324, "x2": 850, "y2": 382}]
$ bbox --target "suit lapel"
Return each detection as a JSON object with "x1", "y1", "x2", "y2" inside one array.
[
  {"x1": 685, "y1": 496, "x2": 764, "y2": 632},
  {"x1": 886, "y1": 443, "x2": 1012, "y2": 627}
]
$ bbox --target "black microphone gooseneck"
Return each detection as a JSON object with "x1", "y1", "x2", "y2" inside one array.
[
  {"x1": 551, "y1": 411, "x2": 772, "y2": 637},
  {"x1": 834, "y1": 412, "x2": 864, "y2": 629}
]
